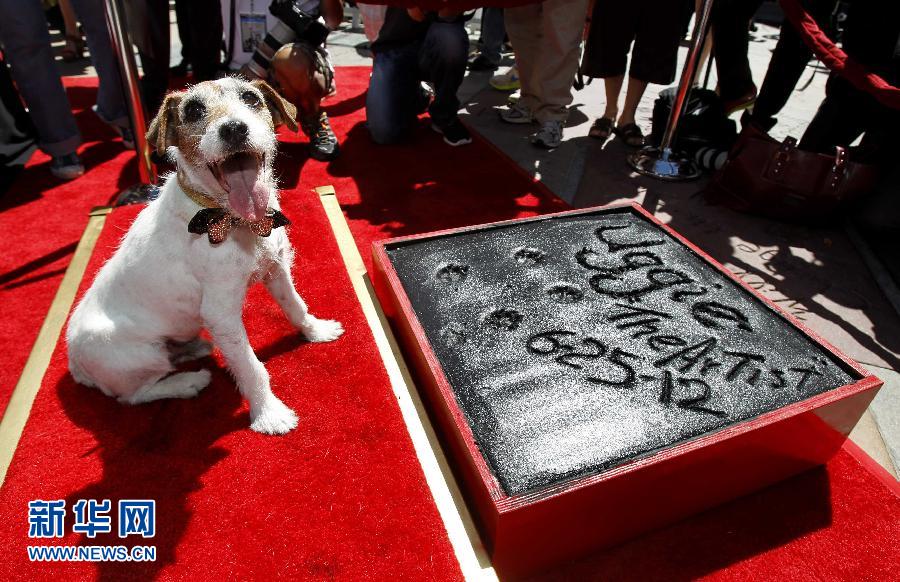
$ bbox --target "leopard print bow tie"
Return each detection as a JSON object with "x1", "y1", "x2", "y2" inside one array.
[{"x1": 188, "y1": 208, "x2": 291, "y2": 244}]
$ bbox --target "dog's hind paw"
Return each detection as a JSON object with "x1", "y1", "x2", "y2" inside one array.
[
  {"x1": 124, "y1": 369, "x2": 211, "y2": 404},
  {"x1": 250, "y1": 398, "x2": 299, "y2": 435},
  {"x1": 301, "y1": 318, "x2": 345, "y2": 343}
]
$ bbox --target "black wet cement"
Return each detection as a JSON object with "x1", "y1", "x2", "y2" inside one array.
[{"x1": 385, "y1": 207, "x2": 858, "y2": 496}]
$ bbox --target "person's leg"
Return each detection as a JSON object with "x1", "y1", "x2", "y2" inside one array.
[
  {"x1": 712, "y1": 0, "x2": 764, "y2": 103},
  {"x1": 174, "y1": 0, "x2": 193, "y2": 69},
  {"x1": 70, "y1": 0, "x2": 130, "y2": 129},
  {"x1": 187, "y1": 0, "x2": 223, "y2": 81},
  {"x1": 59, "y1": 0, "x2": 84, "y2": 61},
  {"x1": 60, "y1": 0, "x2": 79, "y2": 38},
  {"x1": 0, "y1": 0, "x2": 81, "y2": 157},
  {"x1": 618, "y1": 78, "x2": 648, "y2": 126},
  {"x1": 751, "y1": 0, "x2": 837, "y2": 128},
  {"x1": 504, "y1": 3, "x2": 542, "y2": 114},
  {"x1": 602, "y1": 75, "x2": 624, "y2": 121},
  {"x1": 798, "y1": 75, "x2": 864, "y2": 153},
  {"x1": 418, "y1": 20, "x2": 468, "y2": 127},
  {"x1": 585, "y1": 0, "x2": 636, "y2": 123},
  {"x1": 531, "y1": 0, "x2": 590, "y2": 123},
  {"x1": 131, "y1": 0, "x2": 171, "y2": 115},
  {"x1": 479, "y1": 8, "x2": 505, "y2": 66},
  {"x1": 366, "y1": 44, "x2": 419, "y2": 144},
  {"x1": 624, "y1": 0, "x2": 682, "y2": 127},
  {"x1": 272, "y1": 43, "x2": 340, "y2": 160}
]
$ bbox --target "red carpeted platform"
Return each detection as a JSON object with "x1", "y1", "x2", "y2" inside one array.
[{"x1": 0, "y1": 68, "x2": 898, "y2": 579}]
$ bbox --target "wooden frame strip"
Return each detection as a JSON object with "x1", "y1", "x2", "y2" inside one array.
[{"x1": 315, "y1": 185, "x2": 497, "y2": 581}]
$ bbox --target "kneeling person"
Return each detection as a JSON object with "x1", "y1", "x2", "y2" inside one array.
[
  {"x1": 366, "y1": 7, "x2": 472, "y2": 146},
  {"x1": 243, "y1": 0, "x2": 342, "y2": 161}
]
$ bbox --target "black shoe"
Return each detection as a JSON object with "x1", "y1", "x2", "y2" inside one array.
[
  {"x1": 170, "y1": 60, "x2": 190, "y2": 77},
  {"x1": 468, "y1": 54, "x2": 499, "y2": 72},
  {"x1": 303, "y1": 112, "x2": 340, "y2": 161},
  {"x1": 431, "y1": 118, "x2": 472, "y2": 147}
]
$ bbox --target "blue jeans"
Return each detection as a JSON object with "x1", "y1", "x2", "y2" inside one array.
[
  {"x1": 366, "y1": 21, "x2": 468, "y2": 145},
  {"x1": 0, "y1": 0, "x2": 129, "y2": 157}
]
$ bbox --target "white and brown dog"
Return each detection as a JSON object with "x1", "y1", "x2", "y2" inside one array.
[{"x1": 66, "y1": 77, "x2": 343, "y2": 435}]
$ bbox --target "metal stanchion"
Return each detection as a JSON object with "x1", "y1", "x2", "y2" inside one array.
[
  {"x1": 627, "y1": 0, "x2": 715, "y2": 181},
  {"x1": 104, "y1": 0, "x2": 158, "y2": 205}
]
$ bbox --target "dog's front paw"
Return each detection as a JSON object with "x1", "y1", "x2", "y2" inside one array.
[
  {"x1": 301, "y1": 317, "x2": 345, "y2": 343},
  {"x1": 250, "y1": 398, "x2": 299, "y2": 435}
]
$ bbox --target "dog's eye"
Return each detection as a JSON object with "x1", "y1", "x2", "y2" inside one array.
[
  {"x1": 241, "y1": 90, "x2": 261, "y2": 108},
  {"x1": 183, "y1": 100, "x2": 206, "y2": 123}
]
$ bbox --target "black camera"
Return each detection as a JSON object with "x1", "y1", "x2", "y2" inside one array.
[
  {"x1": 244, "y1": 0, "x2": 330, "y2": 79},
  {"x1": 268, "y1": 0, "x2": 330, "y2": 47}
]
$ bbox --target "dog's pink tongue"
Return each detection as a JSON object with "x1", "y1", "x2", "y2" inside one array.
[{"x1": 221, "y1": 155, "x2": 268, "y2": 221}]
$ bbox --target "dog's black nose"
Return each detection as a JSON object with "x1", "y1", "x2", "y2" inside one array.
[{"x1": 219, "y1": 120, "x2": 249, "y2": 147}]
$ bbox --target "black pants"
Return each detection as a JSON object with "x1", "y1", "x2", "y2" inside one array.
[
  {"x1": 712, "y1": 0, "x2": 764, "y2": 102},
  {"x1": 583, "y1": 0, "x2": 684, "y2": 85},
  {"x1": 138, "y1": 0, "x2": 222, "y2": 115},
  {"x1": 0, "y1": 55, "x2": 36, "y2": 193},
  {"x1": 749, "y1": 0, "x2": 838, "y2": 129}
]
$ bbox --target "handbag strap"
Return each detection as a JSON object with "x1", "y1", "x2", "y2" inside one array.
[
  {"x1": 770, "y1": 136, "x2": 797, "y2": 180},
  {"x1": 830, "y1": 145, "x2": 848, "y2": 190}
]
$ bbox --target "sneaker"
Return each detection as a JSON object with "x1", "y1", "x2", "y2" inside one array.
[
  {"x1": 50, "y1": 153, "x2": 85, "y2": 180},
  {"x1": 303, "y1": 112, "x2": 340, "y2": 161},
  {"x1": 499, "y1": 101, "x2": 533, "y2": 124},
  {"x1": 531, "y1": 120, "x2": 563, "y2": 150},
  {"x1": 170, "y1": 59, "x2": 190, "y2": 77},
  {"x1": 490, "y1": 65, "x2": 520, "y2": 91},
  {"x1": 431, "y1": 118, "x2": 472, "y2": 147},
  {"x1": 468, "y1": 54, "x2": 499, "y2": 72}
]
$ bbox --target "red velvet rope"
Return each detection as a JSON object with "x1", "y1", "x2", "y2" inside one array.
[{"x1": 779, "y1": 0, "x2": 900, "y2": 109}]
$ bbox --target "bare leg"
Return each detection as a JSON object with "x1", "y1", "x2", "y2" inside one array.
[
  {"x1": 59, "y1": 0, "x2": 84, "y2": 61},
  {"x1": 618, "y1": 76, "x2": 648, "y2": 126},
  {"x1": 603, "y1": 74, "x2": 624, "y2": 120},
  {"x1": 59, "y1": 0, "x2": 79, "y2": 38}
]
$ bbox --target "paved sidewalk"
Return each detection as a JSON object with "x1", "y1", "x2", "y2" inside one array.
[{"x1": 53, "y1": 8, "x2": 898, "y2": 477}]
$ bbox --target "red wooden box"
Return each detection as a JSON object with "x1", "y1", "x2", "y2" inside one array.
[{"x1": 371, "y1": 203, "x2": 882, "y2": 578}]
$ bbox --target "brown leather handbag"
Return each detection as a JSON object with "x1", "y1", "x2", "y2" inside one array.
[{"x1": 705, "y1": 124, "x2": 879, "y2": 223}]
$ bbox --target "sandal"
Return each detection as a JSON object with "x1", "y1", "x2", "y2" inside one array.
[
  {"x1": 614, "y1": 122, "x2": 645, "y2": 148},
  {"x1": 62, "y1": 34, "x2": 85, "y2": 62},
  {"x1": 588, "y1": 117, "x2": 615, "y2": 140}
]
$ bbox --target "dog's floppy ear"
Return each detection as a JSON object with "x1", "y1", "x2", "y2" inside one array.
[
  {"x1": 252, "y1": 80, "x2": 298, "y2": 132},
  {"x1": 146, "y1": 92, "x2": 183, "y2": 155}
]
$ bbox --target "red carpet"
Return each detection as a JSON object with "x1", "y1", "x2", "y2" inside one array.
[
  {"x1": 1, "y1": 69, "x2": 898, "y2": 579},
  {"x1": 0, "y1": 78, "x2": 137, "y2": 417},
  {"x1": 0, "y1": 199, "x2": 463, "y2": 580}
]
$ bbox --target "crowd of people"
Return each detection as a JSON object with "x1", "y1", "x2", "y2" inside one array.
[{"x1": 1, "y1": 0, "x2": 898, "y2": 193}]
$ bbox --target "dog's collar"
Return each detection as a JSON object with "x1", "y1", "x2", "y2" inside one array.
[
  {"x1": 178, "y1": 172, "x2": 221, "y2": 209},
  {"x1": 177, "y1": 172, "x2": 290, "y2": 244}
]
